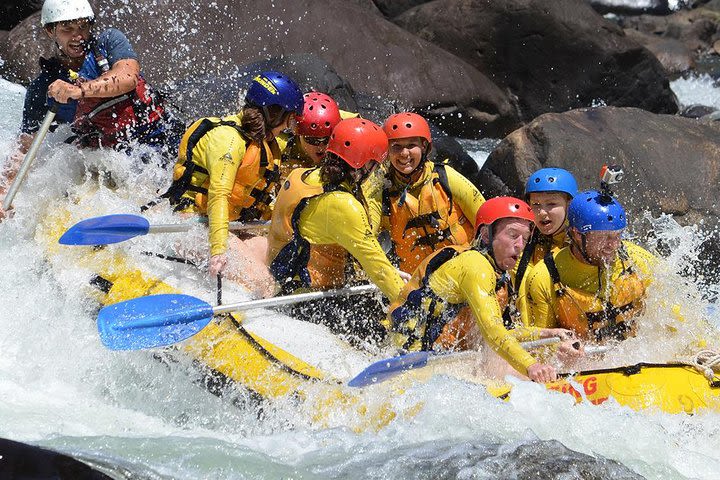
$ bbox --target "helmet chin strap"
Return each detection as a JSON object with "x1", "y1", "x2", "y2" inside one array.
[
  {"x1": 476, "y1": 223, "x2": 500, "y2": 272},
  {"x1": 262, "y1": 106, "x2": 287, "y2": 130},
  {"x1": 570, "y1": 231, "x2": 594, "y2": 264}
]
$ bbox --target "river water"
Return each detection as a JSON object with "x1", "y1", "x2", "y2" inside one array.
[{"x1": 1, "y1": 71, "x2": 719, "y2": 479}]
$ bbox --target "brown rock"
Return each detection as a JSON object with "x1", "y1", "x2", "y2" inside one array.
[
  {"x1": 0, "y1": 0, "x2": 42, "y2": 31},
  {"x1": 624, "y1": 29, "x2": 695, "y2": 74},
  {"x1": 395, "y1": 0, "x2": 679, "y2": 122},
  {"x1": 4, "y1": 0, "x2": 520, "y2": 138},
  {"x1": 622, "y1": 8, "x2": 720, "y2": 53}
]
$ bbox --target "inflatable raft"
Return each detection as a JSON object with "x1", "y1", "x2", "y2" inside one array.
[{"x1": 42, "y1": 206, "x2": 720, "y2": 423}]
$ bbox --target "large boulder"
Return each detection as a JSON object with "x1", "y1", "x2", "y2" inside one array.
[
  {"x1": 0, "y1": 0, "x2": 42, "y2": 31},
  {"x1": 373, "y1": 0, "x2": 433, "y2": 18},
  {"x1": 621, "y1": 8, "x2": 720, "y2": 56},
  {"x1": 480, "y1": 106, "x2": 720, "y2": 274},
  {"x1": 623, "y1": 29, "x2": 695, "y2": 74},
  {"x1": 161, "y1": 54, "x2": 360, "y2": 123},
  {"x1": 2, "y1": 0, "x2": 520, "y2": 138},
  {"x1": 395, "y1": 0, "x2": 679, "y2": 122}
]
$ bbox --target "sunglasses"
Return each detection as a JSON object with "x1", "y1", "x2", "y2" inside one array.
[{"x1": 302, "y1": 135, "x2": 330, "y2": 146}]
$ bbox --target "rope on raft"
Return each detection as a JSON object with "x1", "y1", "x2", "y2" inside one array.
[{"x1": 686, "y1": 350, "x2": 720, "y2": 381}]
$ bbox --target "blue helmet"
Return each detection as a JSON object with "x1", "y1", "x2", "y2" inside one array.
[
  {"x1": 525, "y1": 167, "x2": 578, "y2": 198},
  {"x1": 568, "y1": 190, "x2": 627, "y2": 233},
  {"x1": 245, "y1": 71, "x2": 304, "y2": 115}
]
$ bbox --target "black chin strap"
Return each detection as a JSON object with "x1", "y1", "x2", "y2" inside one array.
[
  {"x1": 570, "y1": 231, "x2": 593, "y2": 264},
  {"x1": 262, "y1": 106, "x2": 287, "y2": 130}
]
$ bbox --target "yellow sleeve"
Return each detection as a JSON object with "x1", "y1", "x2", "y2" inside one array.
[
  {"x1": 445, "y1": 165, "x2": 485, "y2": 228},
  {"x1": 299, "y1": 192, "x2": 405, "y2": 302},
  {"x1": 523, "y1": 261, "x2": 558, "y2": 329},
  {"x1": 453, "y1": 255, "x2": 537, "y2": 375},
  {"x1": 361, "y1": 170, "x2": 384, "y2": 235},
  {"x1": 203, "y1": 126, "x2": 246, "y2": 256}
]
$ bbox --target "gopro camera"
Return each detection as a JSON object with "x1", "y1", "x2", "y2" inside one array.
[{"x1": 600, "y1": 164, "x2": 624, "y2": 185}]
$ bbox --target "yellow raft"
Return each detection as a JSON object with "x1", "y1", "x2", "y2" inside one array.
[{"x1": 42, "y1": 209, "x2": 720, "y2": 423}]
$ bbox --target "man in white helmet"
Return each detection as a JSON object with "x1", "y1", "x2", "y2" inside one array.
[{"x1": 1, "y1": 0, "x2": 181, "y2": 218}]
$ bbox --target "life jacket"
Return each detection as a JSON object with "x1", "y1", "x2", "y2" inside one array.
[
  {"x1": 382, "y1": 163, "x2": 474, "y2": 273},
  {"x1": 72, "y1": 46, "x2": 167, "y2": 149},
  {"x1": 515, "y1": 228, "x2": 565, "y2": 290},
  {"x1": 388, "y1": 246, "x2": 517, "y2": 351},
  {"x1": 159, "y1": 117, "x2": 281, "y2": 222},
  {"x1": 267, "y1": 168, "x2": 348, "y2": 292},
  {"x1": 543, "y1": 248, "x2": 646, "y2": 341}
]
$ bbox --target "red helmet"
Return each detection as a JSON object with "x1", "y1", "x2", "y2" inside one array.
[
  {"x1": 383, "y1": 112, "x2": 432, "y2": 144},
  {"x1": 475, "y1": 197, "x2": 534, "y2": 236},
  {"x1": 297, "y1": 92, "x2": 342, "y2": 137},
  {"x1": 326, "y1": 118, "x2": 388, "y2": 169}
]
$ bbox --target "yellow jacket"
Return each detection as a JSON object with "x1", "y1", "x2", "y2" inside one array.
[
  {"x1": 267, "y1": 168, "x2": 404, "y2": 301},
  {"x1": 389, "y1": 247, "x2": 540, "y2": 376},
  {"x1": 515, "y1": 228, "x2": 569, "y2": 323},
  {"x1": 173, "y1": 113, "x2": 281, "y2": 256},
  {"x1": 523, "y1": 241, "x2": 656, "y2": 333}
]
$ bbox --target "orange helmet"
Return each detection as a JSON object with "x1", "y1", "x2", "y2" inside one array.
[
  {"x1": 297, "y1": 92, "x2": 342, "y2": 137},
  {"x1": 383, "y1": 112, "x2": 432, "y2": 143},
  {"x1": 326, "y1": 118, "x2": 388, "y2": 169},
  {"x1": 475, "y1": 196, "x2": 534, "y2": 237}
]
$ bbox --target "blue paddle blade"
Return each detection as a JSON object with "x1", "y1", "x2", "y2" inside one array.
[
  {"x1": 59, "y1": 214, "x2": 150, "y2": 245},
  {"x1": 97, "y1": 294, "x2": 214, "y2": 350},
  {"x1": 347, "y1": 351, "x2": 433, "y2": 387}
]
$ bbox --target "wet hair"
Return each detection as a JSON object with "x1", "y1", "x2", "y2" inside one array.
[
  {"x1": 240, "y1": 104, "x2": 288, "y2": 142},
  {"x1": 320, "y1": 152, "x2": 353, "y2": 187}
]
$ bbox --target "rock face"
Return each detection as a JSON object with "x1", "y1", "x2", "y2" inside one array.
[
  {"x1": 480, "y1": 106, "x2": 720, "y2": 273},
  {"x1": 2, "y1": 0, "x2": 520, "y2": 138},
  {"x1": 373, "y1": 0, "x2": 433, "y2": 18},
  {"x1": 395, "y1": 0, "x2": 679, "y2": 122}
]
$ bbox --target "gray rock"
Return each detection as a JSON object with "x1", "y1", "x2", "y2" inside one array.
[
  {"x1": 309, "y1": 438, "x2": 644, "y2": 479},
  {"x1": 480, "y1": 106, "x2": 720, "y2": 276}
]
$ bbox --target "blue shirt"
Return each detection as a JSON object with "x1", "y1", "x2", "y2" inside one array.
[{"x1": 21, "y1": 28, "x2": 138, "y2": 134}]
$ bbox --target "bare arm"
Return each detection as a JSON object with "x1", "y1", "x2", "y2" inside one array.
[{"x1": 47, "y1": 59, "x2": 140, "y2": 103}]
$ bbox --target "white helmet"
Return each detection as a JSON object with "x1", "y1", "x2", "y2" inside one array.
[{"x1": 41, "y1": 0, "x2": 95, "y2": 27}]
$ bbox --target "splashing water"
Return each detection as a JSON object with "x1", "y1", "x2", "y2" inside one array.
[{"x1": 1, "y1": 70, "x2": 720, "y2": 480}]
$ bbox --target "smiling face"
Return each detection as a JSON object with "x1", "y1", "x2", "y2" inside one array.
[
  {"x1": 483, "y1": 218, "x2": 532, "y2": 271},
  {"x1": 529, "y1": 191, "x2": 571, "y2": 236},
  {"x1": 299, "y1": 135, "x2": 330, "y2": 165},
  {"x1": 46, "y1": 19, "x2": 92, "y2": 60},
  {"x1": 570, "y1": 228, "x2": 623, "y2": 266},
  {"x1": 388, "y1": 137, "x2": 426, "y2": 177}
]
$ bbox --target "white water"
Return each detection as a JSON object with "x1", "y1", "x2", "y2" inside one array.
[{"x1": 1, "y1": 75, "x2": 720, "y2": 479}]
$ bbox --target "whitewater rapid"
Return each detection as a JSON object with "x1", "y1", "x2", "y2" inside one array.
[{"x1": 0, "y1": 74, "x2": 719, "y2": 479}]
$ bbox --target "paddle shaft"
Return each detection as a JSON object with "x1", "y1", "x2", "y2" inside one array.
[
  {"x1": 148, "y1": 220, "x2": 268, "y2": 234},
  {"x1": 3, "y1": 106, "x2": 57, "y2": 210},
  {"x1": 211, "y1": 284, "x2": 378, "y2": 315}
]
